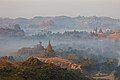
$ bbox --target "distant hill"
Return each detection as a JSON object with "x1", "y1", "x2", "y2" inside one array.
[
  {"x1": 0, "y1": 16, "x2": 120, "y2": 35},
  {"x1": 0, "y1": 24, "x2": 25, "y2": 37}
]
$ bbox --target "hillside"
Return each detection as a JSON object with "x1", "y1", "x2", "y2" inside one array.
[
  {"x1": 0, "y1": 16, "x2": 120, "y2": 35},
  {"x1": 0, "y1": 24, "x2": 25, "y2": 37},
  {"x1": 0, "y1": 57, "x2": 90, "y2": 80},
  {"x1": 37, "y1": 57, "x2": 81, "y2": 70}
]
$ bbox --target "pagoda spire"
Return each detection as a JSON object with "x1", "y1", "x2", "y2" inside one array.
[
  {"x1": 46, "y1": 40, "x2": 54, "y2": 53},
  {"x1": 49, "y1": 40, "x2": 51, "y2": 45}
]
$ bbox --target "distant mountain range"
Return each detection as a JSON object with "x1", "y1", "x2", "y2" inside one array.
[{"x1": 0, "y1": 16, "x2": 120, "y2": 35}]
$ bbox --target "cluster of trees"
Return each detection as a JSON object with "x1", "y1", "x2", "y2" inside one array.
[
  {"x1": 0, "y1": 57, "x2": 90, "y2": 80},
  {"x1": 55, "y1": 47, "x2": 119, "y2": 74},
  {"x1": 81, "y1": 58, "x2": 119, "y2": 73},
  {"x1": 0, "y1": 24, "x2": 25, "y2": 37},
  {"x1": 65, "y1": 53, "x2": 119, "y2": 73},
  {"x1": 14, "y1": 44, "x2": 119, "y2": 75},
  {"x1": 27, "y1": 30, "x2": 89, "y2": 41},
  {"x1": 115, "y1": 66, "x2": 120, "y2": 80}
]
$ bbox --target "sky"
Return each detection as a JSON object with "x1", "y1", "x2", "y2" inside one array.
[{"x1": 0, "y1": 0, "x2": 120, "y2": 18}]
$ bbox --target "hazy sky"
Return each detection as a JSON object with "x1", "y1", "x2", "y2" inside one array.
[{"x1": 0, "y1": 0, "x2": 120, "y2": 18}]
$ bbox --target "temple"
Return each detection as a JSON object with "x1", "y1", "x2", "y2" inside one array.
[
  {"x1": 45, "y1": 40, "x2": 54, "y2": 53},
  {"x1": 17, "y1": 41, "x2": 55, "y2": 57}
]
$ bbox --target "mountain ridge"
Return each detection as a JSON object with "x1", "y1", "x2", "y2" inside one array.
[{"x1": 0, "y1": 16, "x2": 120, "y2": 35}]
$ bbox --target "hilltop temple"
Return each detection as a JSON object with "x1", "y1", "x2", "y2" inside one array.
[
  {"x1": 43, "y1": 41, "x2": 55, "y2": 57},
  {"x1": 33, "y1": 40, "x2": 54, "y2": 54},
  {"x1": 98, "y1": 28, "x2": 106, "y2": 39},
  {"x1": 45, "y1": 40, "x2": 54, "y2": 53},
  {"x1": 34, "y1": 42, "x2": 45, "y2": 51},
  {"x1": 17, "y1": 41, "x2": 55, "y2": 57},
  {"x1": 90, "y1": 28, "x2": 106, "y2": 38}
]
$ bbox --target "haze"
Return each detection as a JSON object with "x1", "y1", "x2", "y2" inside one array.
[{"x1": 0, "y1": 0, "x2": 120, "y2": 18}]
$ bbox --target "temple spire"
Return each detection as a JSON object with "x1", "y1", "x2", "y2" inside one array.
[
  {"x1": 49, "y1": 40, "x2": 51, "y2": 45},
  {"x1": 46, "y1": 40, "x2": 54, "y2": 53}
]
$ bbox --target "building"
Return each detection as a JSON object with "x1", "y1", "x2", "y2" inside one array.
[
  {"x1": 45, "y1": 40, "x2": 54, "y2": 53},
  {"x1": 98, "y1": 28, "x2": 106, "y2": 39},
  {"x1": 17, "y1": 41, "x2": 55, "y2": 57},
  {"x1": 34, "y1": 42, "x2": 45, "y2": 51}
]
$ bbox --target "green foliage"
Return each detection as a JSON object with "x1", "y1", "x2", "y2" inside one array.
[
  {"x1": 0, "y1": 57, "x2": 90, "y2": 80},
  {"x1": 22, "y1": 56, "x2": 43, "y2": 66}
]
